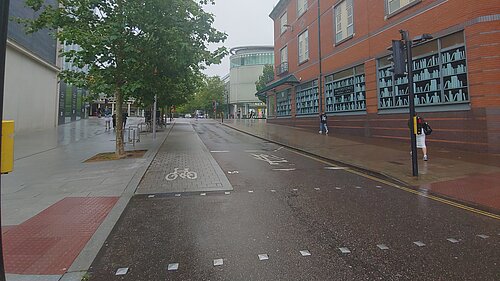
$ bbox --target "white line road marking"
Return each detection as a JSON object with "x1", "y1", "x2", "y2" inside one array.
[
  {"x1": 200, "y1": 193, "x2": 206, "y2": 196},
  {"x1": 210, "y1": 150, "x2": 229, "y2": 153},
  {"x1": 477, "y1": 234, "x2": 489, "y2": 239},
  {"x1": 251, "y1": 153, "x2": 289, "y2": 165},
  {"x1": 324, "y1": 166, "x2": 348, "y2": 170},
  {"x1": 244, "y1": 150, "x2": 261, "y2": 153},
  {"x1": 272, "y1": 168, "x2": 296, "y2": 171},
  {"x1": 148, "y1": 195, "x2": 155, "y2": 198},
  {"x1": 213, "y1": 259, "x2": 224, "y2": 266},
  {"x1": 447, "y1": 238, "x2": 459, "y2": 243},
  {"x1": 274, "y1": 146, "x2": 284, "y2": 152},
  {"x1": 228, "y1": 171, "x2": 239, "y2": 174},
  {"x1": 270, "y1": 190, "x2": 276, "y2": 192},
  {"x1": 335, "y1": 187, "x2": 342, "y2": 190},
  {"x1": 248, "y1": 190, "x2": 254, "y2": 193},
  {"x1": 314, "y1": 188, "x2": 320, "y2": 191}
]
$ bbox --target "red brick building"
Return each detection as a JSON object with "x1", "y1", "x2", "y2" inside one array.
[{"x1": 258, "y1": 0, "x2": 500, "y2": 153}]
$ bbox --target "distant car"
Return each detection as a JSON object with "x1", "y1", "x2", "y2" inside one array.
[{"x1": 184, "y1": 114, "x2": 192, "y2": 118}]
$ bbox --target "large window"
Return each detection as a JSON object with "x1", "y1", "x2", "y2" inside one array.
[
  {"x1": 276, "y1": 89, "x2": 291, "y2": 116},
  {"x1": 377, "y1": 31, "x2": 469, "y2": 109},
  {"x1": 295, "y1": 80, "x2": 319, "y2": 115},
  {"x1": 277, "y1": 46, "x2": 289, "y2": 75},
  {"x1": 298, "y1": 30, "x2": 309, "y2": 64},
  {"x1": 280, "y1": 46, "x2": 288, "y2": 63},
  {"x1": 334, "y1": 0, "x2": 354, "y2": 44},
  {"x1": 230, "y1": 52, "x2": 274, "y2": 68},
  {"x1": 280, "y1": 12, "x2": 288, "y2": 34},
  {"x1": 387, "y1": 0, "x2": 418, "y2": 15},
  {"x1": 297, "y1": 0, "x2": 307, "y2": 17},
  {"x1": 267, "y1": 95, "x2": 276, "y2": 117},
  {"x1": 325, "y1": 65, "x2": 365, "y2": 113}
]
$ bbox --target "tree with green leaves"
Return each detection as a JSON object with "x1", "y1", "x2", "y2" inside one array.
[
  {"x1": 255, "y1": 64, "x2": 274, "y2": 103},
  {"x1": 178, "y1": 76, "x2": 225, "y2": 118},
  {"x1": 22, "y1": 0, "x2": 227, "y2": 156}
]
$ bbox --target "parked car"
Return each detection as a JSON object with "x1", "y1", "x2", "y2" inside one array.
[{"x1": 184, "y1": 114, "x2": 192, "y2": 118}]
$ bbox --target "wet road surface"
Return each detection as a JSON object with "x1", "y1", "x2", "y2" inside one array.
[{"x1": 87, "y1": 121, "x2": 499, "y2": 281}]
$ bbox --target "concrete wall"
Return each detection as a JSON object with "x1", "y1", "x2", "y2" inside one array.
[
  {"x1": 3, "y1": 43, "x2": 59, "y2": 132},
  {"x1": 229, "y1": 65, "x2": 264, "y2": 104}
]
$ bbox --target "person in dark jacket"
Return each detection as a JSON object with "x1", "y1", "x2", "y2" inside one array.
[{"x1": 319, "y1": 111, "x2": 328, "y2": 135}]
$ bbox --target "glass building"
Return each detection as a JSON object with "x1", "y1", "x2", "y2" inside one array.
[{"x1": 228, "y1": 46, "x2": 274, "y2": 119}]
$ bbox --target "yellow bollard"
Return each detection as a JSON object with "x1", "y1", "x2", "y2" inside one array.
[{"x1": 1, "y1": 120, "x2": 14, "y2": 174}]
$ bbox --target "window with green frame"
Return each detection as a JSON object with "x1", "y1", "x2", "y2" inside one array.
[
  {"x1": 295, "y1": 80, "x2": 319, "y2": 115},
  {"x1": 276, "y1": 89, "x2": 291, "y2": 116},
  {"x1": 325, "y1": 64, "x2": 366, "y2": 113},
  {"x1": 377, "y1": 31, "x2": 468, "y2": 109}
]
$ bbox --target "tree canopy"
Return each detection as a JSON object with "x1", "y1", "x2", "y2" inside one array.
[
  {"x1": 255, "y1": 64, "x2": 274, "y2": 103},
  {"x1": 178, "y1": 76, "x2": 225, "y2": 118},
  {"x1": 22, "y1": 0, "x2": 227, "y2": 155}
]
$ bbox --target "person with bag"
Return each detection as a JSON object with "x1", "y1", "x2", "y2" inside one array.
[
  {"x1": 319, "y1": 111, "x2": 329, "y2": 135},
  {"x1": 408, "y1": 116, "x2": 431, "y2": 161}
]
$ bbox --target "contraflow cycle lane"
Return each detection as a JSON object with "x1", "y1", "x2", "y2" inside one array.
[
  {"x1": 86, "y1": 121, "x2": 499, "y2": 281},
  {"x1": 136, "y1": 121, "x2": 233, "y2": 194}
]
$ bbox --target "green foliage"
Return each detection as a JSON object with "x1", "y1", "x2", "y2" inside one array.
[
  {"x1": 179, "y1": 76, "x2": 225, "y2": 117},
  {"x1": 21, "y1": 0, "x2": 227, "y2": 154},
  {"x1": 255, "y1": 64, "x2": 275, "y2": 92}
]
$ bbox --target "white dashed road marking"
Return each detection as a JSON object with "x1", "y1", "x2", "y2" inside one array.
[
  {"x1": 115, "y1": 268, "x2": 129, "y2": 276},
  {"x1": 213, "y1": 259, "x2": 224, "y2": 266},
  {"x1": 377, "y1": 244, "x2": 389, "y2": 250},
  {"x1": 258, "y1": 254, "x2": 269, "y2": 261},
  {"x1": 447, "y1": 238, "x2": 459, "y2": 243},
  {"x1": 300, "y1": 250, "x2": 311, "y2": 256},
  {"x1": 414, "y1": 241, "x2": 426, "y2": 247},
  {"x1": 167, "y1": 263, "x2": 179, "y2": 271},
  {"x1": 339, "y1": 247, "x2": 351, "y2": 254}
]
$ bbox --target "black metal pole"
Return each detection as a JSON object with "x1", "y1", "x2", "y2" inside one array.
[
  {"x1": 401, "y1": 30, "x2": 418, "y2": 177},
  {"x1": 0, "y1": 0, "x2": 10, "y2": 280},
  {"x1": 317, "y1": 0, "x2": 323, "y2": 113}
]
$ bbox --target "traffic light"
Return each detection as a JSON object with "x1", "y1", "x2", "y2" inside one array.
[{"x1": 387, "y1": 40, "x2": 406, "y2": 77}]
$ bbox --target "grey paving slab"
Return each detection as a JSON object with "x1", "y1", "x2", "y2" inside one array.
[{"x1": 137, "y1": 122, "x2": 233, "y2": 194}]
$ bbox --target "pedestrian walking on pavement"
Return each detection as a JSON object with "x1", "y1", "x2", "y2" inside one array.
[
  {"x1": 409, "y1": 116, "x2": 431, "y2": 161},
  {"x1": 112, "y1": 113, "x2": 116, "y2": 130},
  {"x1": 103, "y1": 107, "x2": 112, "y2": 131},
  {"x1": 319, "y1": 111, "x2": 329, "y2": 135}
]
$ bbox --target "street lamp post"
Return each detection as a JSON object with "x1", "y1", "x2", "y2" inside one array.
[{"x1": 0, "y1": 0, "x2": 10, "y2": 279}]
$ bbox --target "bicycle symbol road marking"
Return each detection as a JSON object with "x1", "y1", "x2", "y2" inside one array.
[
  {"x1": 165, "y1": 168, "x2": 198, "y2": 181},
  {"x1": 250, "y1": 153, "x2": 288, "y2": 165}
]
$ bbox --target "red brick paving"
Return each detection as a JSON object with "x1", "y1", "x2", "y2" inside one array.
[
  {"x1": 426, "y1": 172, "x2": 500, "y2": 211},
  {"x1": 3, "y1": 197, "x2": 118, "y2": 275}
]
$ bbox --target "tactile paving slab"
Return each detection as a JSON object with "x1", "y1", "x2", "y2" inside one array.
[{"x1": 3, "y1": 197, "x2": 118, "y2": 275}]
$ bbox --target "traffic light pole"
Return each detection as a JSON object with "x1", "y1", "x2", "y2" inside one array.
[
  {"x1": 400, "y1": 30, "x2": 419, "y2": 177},
  {"x1": 0, "y1": 0, "x2": 10, "y2": 279}
]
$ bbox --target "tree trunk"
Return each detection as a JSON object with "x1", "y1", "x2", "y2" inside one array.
[{"x1": 115, "y1": 90, "x2": 125, "y2": 157}]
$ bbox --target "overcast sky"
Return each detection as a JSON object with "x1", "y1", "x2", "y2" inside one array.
[{"x1": 202, "y1": 0, "x2": 276, "y2": 78}]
